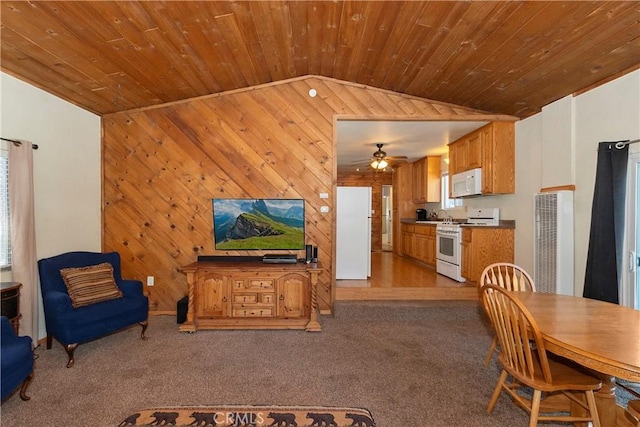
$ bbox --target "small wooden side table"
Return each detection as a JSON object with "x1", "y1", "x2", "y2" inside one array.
[{"x1": 1, "y1": 282, "x2": 22, "y2": 334}]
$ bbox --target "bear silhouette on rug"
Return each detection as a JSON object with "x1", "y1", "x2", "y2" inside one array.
[
  {"x1": 118, "y1": 413, "x2": 140, "y2": 427},
  {"x1": 345, "y1": 412, "x2": 375, "y2": 427},
  {"x1": 149, "y1": 411, "x2": 179, "y2": 425},
  {"x1": 189, "y1": 411, "x2": 219, "y2": 426},
  {"x1": 267, "y1": 411, "x2": 297, "y2": 427},
  {"x1": 306, "y1": 412, "x2": 337, "y2": 427}
]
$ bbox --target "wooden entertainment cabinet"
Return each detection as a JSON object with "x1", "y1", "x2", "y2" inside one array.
[{"x1": 178, "y1": 258, "x2": 322, "y2": 332}]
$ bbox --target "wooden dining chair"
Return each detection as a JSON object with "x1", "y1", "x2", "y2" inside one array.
[
  {"x1": 481, "y1": 284, "x2": 602, "y2": 427},
  {"x1": 619, "y1": 380, "x2": 640, "y2": 425},
  {"x1": 480, "y1": 262, "x2": 536, "y2": 367},
  {"x1": 626, "y1": 400, "x2": 640, "y2": 426}
]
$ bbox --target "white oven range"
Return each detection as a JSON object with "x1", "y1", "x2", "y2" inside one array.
[
  {"x1": 436, "y1": 223, "x2": 465, "y2": 282},
  {"x1": 435, "y1": 208, "x2": 500, "y2": 282}
]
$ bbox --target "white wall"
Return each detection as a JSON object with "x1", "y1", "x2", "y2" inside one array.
[
  {"x1": 465, "y1": 69, "x2": 640, "y2": 295},
  {"x1": 0, "y1": 72, "x2": 101, "y2": 337}
]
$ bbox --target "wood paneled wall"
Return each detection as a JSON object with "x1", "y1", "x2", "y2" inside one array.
[
  {"x1": 337, "y1": 172, "x2": 392, "y2": 251},
  {"x1": 102, "y1": 75, "x2": 509, "y2": 313}
]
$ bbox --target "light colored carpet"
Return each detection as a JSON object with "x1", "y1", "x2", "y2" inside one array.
[{"x1": 2, "y1": 300, "x2": 563, "y2": 426}]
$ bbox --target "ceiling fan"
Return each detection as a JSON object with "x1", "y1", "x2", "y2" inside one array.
[{"x1": 351, "y1": 143, "x2": 408, "y2": 171}]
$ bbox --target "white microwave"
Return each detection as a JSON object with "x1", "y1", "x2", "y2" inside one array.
[{"x1": 451, "y1": 167, "x2": 483, "y2": 198}]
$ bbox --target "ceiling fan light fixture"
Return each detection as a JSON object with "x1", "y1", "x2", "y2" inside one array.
[{"x1": 371, "y1": 159, "x2": 388, "y2": 170}]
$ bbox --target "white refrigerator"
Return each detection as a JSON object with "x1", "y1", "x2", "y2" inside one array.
[{"x1": 336, "y1": 186, "x2": 372, "y2": 279}]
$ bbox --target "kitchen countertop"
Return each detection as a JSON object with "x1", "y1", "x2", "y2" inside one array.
[{"x1": 400, "y1": 218, "x2": 515, "y2": 229}]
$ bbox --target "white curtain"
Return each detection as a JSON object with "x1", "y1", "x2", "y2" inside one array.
[{"x1": 9, "y1": 141, "x2": 39, "y2": 341}]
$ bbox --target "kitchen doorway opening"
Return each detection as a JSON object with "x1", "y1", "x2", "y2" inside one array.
[{"x1": 382, "y1": 185, "x2": 393, "y2": 251}]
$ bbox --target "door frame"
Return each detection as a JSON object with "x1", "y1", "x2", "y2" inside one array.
[{"x1": 622, "y1": 151, "x2": 640, "y2": 308}]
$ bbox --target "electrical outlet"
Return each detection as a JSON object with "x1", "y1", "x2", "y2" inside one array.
[{"x1": 147, "y1": 276, "x2": 154, "y2": 287}]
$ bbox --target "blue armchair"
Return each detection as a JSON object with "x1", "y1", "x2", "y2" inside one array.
[
  {"x1": 38, "y1": 251, "x2": 149, "y2": 368},
  {"x1": 1, "y1": 316, "x2": 34, "y2": 401}
]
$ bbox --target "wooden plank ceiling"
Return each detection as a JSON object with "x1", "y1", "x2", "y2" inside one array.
[{"x1": 2, "y1": 1, "x2": 639, "y2": 118}]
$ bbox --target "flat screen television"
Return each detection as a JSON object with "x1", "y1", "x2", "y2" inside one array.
[{"x1": 212, "y1": 198, "x2": 305, "y2": 250}]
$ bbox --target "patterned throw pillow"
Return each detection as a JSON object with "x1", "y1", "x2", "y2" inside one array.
[{"x1": 60, "y1": 262, "x2": 123, "y2": 308}]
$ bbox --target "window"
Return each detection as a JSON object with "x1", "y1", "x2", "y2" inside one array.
[
  {"x1": 0, "y1": 146, "x2": 10, "y2": 268},
  {"x1": 441, "y1": 173, "x2": 462, "y2": 209}
]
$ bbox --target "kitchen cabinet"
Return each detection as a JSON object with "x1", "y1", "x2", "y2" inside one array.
[
  {"x1": 401, "y1": 223, "x2": 436, "y2": 267},
  {"x1": 412, "y1": 156, "x2": 441, "y2": 203},
  {"x1": 448, "y1": 121, "x2": 515, "y2": 195},
  {"x1": 415, "y1": 226, "x2": 437, "y2": 266},
  {"x1": 461, "y1": 227, "x2": 514, "y2": 283},
  {"x1": 179, "y1": 260, "x2": 322, "y2": 332},
  {"x1": 396, "y1": 163, "x2": 414, "y2": 217},
  {"x1": 401, "y1": 224, "x2": 416, "y2": 258},
  {"x1": 450, "y1": 133, "x2": 482, "y2": 175},
  {"x1": 394, "y1": 164, "x2": 414, "y2": 256}
]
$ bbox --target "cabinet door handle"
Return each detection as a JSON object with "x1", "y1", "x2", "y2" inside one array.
[
  {"x1": 279, "y1": 294, "x2": 284, "y2": 300},
  {"x1": 222, "y1": 296, "x2": 227, "y2": 302}
]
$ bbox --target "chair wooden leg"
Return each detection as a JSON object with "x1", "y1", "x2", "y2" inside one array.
[
  {"x1": 139, "y1": 320, "x2": 149, "y2": 340},
  {"x1": 65, "y1": 343, "x2": 78, "y2": 368},
  {"x1": 19, "y1": 371, "x2": 34, "y2": 401},
  {"x1": 484, "y1": 336, "x2": 497, "y2": 367},
  {"x1": 488, "y1": 370, "x2": 508, "y2": 413},
  {"x1": 529, "y1": 389, "x2": 542, "y2": 427},
  {"x1": 585, "y1": 390, "x2": 601, "y2": 427},
  {"x1": 46, "y1": 335, "x2": 52, "y2": 349}
]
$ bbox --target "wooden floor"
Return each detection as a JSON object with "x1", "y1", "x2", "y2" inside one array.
[{"x1": 335, "y1": 251, "x2": 478, "y2": 301}]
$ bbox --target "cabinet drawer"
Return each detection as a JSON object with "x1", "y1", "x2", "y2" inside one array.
[
  {"x1": 247, "y1": 279, "x2": 275, "y2": 290},
  {"x1": 232, "y1": 307, "x2": 274, "y2": 317},
  {"x1": 233, "y1": 293, "x2": 257, "y2": 304},
  {"x1": 260, "y1": 293, "x2": 275, "y2": 304},
  {"x1": 232, "y1": 280, "x2": 245, "y2": 290},
  {"x1": 402, "y1": 225, "x2": 415, "y2": 233}
]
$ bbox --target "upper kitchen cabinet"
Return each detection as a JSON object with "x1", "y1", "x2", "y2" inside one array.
[
  {"x1": 450, "y1": 132, "x2": 482, "y2": 175},
  {"x1": 412, "y1": 156, "x2": 441, "y2": 204},
  {"x1": 448, "y1": 122, "x2": 515, "y2": 195},
  {"x1": 395, "y1": 163, "x2": 414, "y2": 219}
]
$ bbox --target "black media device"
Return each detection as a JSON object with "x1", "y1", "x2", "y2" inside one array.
[
  {"x1": 262, "y1": 254, "x2": 298, "y2": 264},
  {"x1": 312, "y1": 246, "x2": 318, "y2": 263},
  {"x1": 305, "y1": 244, "x2": 313, "y2": 263}
]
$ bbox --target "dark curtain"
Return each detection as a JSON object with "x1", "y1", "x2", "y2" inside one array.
[{"x1": 583, "y1": 141, "x2": 629, "y2": 303}]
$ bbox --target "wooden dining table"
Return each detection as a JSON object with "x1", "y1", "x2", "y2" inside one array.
[{"x1": 514, "y1": 291, "x2": 640, "y2": 427}]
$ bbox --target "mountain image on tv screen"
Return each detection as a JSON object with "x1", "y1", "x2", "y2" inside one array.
[{"x1": 212, "y1": 199, "x2": 305, "y2": 250}]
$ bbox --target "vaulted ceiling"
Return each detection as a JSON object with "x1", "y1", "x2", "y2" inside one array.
[{"x1": 2, "y1": 1, "x2": 639, "y2": 119}]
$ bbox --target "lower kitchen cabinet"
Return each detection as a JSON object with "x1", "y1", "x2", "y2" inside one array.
[
  {"x1": 401, "y1": 224, "x2": 416, "y2": 258},
  {"x1": 401, "y1": 224, "x2": 436, "y2": 267},
  {"x1": 461, "y1": 228, "x2": 514, "y2": 283}
]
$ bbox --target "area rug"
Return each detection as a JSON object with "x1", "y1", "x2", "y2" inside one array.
[{"x1": 118, "y1": 405, "x2": 375, "y2": 426}]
